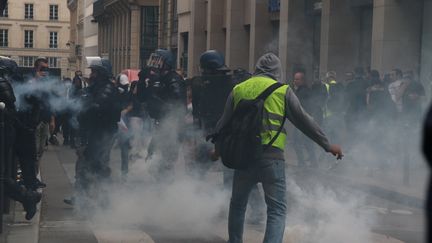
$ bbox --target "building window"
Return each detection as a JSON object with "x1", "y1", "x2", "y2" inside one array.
[
  {"x1": 24, "y1": 30, "x2": 33, "y2": 48},
  {"x1": 0, "y1": 4, "x2": 8, "y2": 17},
  {"x1": 49, "y1": 5, "x2": 58, "y2": 20},
  {"x1": 25, "y1": 4, "x2": 34, "y2": 19},
  {"x1": 19, "y1": 56, "x2": 36, "y2": 67},
  {"x1": 268, "y1": 0, "x2": 280, "y2": 12},
  {"x1": 49, "y1": 32, "x2": 58, "y2": 48},
  {"x1": 141, "y1": 6, "x2": 159, "y2": 63},
  {"x1": 48, "y1": 57, "x2": 59, "y2": 68},
  {"x1": 0, "y1": 29, "x2": 8, "y2": 47},
  {"x1": 172, "y1": 0, "x2": 178, "y2": 34}
]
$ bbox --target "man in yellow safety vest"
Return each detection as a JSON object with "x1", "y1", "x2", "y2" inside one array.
[{"x1": 212, "y1": 53, "x2": 343, "y2": 243}]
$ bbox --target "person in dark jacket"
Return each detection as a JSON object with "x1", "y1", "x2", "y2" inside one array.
[
  {"x1": 0, "y1": 56, "x2": 41, "y2": 220},
  {"x1": 115, "y1": 73, "x2": 132, "y2": 179},
  {"x1": 345, "y1": 67, "x2": 369, "y2": 146},
  {"x1": 139, "y1": 49, "x2": 186, "y2": 181},
  {"x1": 13, "y1": 58, "x2": 51, "y2": 190},
  {"x1": 190, "y1": 50, "x2": 233, "y2": 176},
  {"x1": 65, "y1": 57, "x2": 120, "y2": 205},
  {"x1": 292, "y1": 70, "x2": 318, "y2": 167}
]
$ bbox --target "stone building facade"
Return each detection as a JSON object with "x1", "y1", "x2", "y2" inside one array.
[
  {"x1": 167, "y1": 0, "x2": 432, "y2": 85},
  {"x1": 0, "y1": 0, "x2": 70, "y2": 77},
  {"x1": 93, "y1": 0, "x2": 159, "y2": 75},
  {"x1": 68, "y1": 0, "x2": 100, "y2": 78}
]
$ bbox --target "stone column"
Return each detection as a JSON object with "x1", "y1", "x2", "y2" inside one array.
[
  {"x1": 279, "y1": 0, "x2": 314, "y2": 83},
  {"x1": 249, "y1": 0, "x2": 274, "y2": 71},
  {"x1": 130, "y1": 5, "x2": 140, "y2": 69},
  {"x1": 206, "y1": 0, "x2": 225, "y2": 53},
  {"x1": 225, "y1": 0, "x2": 249, "y2": 71},
  {"x1": 421, "y1": 0, "x2": 432, "y2": 90},
  {"x1": 371, "y1": 0, "x2": 423, "y2": 75},
  {"x1": 188, "y1": 0, "x2": 206, "y2": 77},
  {"x1": 320, "y1": 0, "x2": 361, "y2": 79}
]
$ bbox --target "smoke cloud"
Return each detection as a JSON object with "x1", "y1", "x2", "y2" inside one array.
[{"x1": 12, "y1": 76, "x2": 82, "y2": 126}]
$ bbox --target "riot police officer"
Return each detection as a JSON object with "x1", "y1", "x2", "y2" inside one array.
[
  {"x1": 191, "y1": 50, "x2": 265, "y2": 223},
  {"x1": 139, "y1": 49, "x2": 186, "y2": 181},
  {"x1": 188, "y1": 50, "x2": 233, "y2": 177},
  {"x1": 65, "y1": 57, "x2": 120, "y2": 205},
  {"x1": 0, "y1": 56, "x2": 41, "y2": 220}
]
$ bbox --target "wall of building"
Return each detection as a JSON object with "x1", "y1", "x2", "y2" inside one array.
[
  {"x1": 371, "y1": 0, "x2": 423, "y2": 75},
  {"x1": 95, "y1": 0, "x2": 158, "y2": 75},
  {"x1": 420, "y1": 0, "x2": 432, "y2": 92},
  {"x1": 0, "y1": 0, "x2": 70, "y2": 77},
  {"x1": 160, "y1": 0, "x2": 432, "y2": 84}
]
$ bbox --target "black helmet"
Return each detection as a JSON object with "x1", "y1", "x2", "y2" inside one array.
[
  {"x1": 0, "y1": 56, "x2": 18, "y2": 74},
  {"x1": 199, "y1": 50, "x2": 227, "y2": 71},
  {"x1": 147, "y1": 49, "x2": 175, "y2": 70},
  {"x1": 86, "y1": 56, "x2": 112, "y2": 77}
]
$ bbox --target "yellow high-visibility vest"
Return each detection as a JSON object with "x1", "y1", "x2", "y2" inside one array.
[{"x1": 232, "y1": 76, "x2": 289, "y2": 150}]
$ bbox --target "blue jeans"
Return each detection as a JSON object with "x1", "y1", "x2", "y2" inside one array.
[{"x1": 228, "y1": 159, "x2": 287, "y2": 243}]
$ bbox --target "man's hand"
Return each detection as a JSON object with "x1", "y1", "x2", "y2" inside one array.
[{"x1": 328, "y1": 144, "x2": 343, "y2": 160}]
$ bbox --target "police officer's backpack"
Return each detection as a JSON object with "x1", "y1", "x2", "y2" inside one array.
[{"x1": 209, "y1": 82, "x2": 286, "y2": 170}]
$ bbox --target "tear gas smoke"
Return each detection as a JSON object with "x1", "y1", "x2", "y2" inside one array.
[
  {"x1": 285, "y1": 179, "x2": 375, "y2": 243},
  {"x1": 12, "y1": 77, "x2": 82, "y2": 127},
  {"x1": 74, "y1": 107, "x2": 230, "y2": 236}
]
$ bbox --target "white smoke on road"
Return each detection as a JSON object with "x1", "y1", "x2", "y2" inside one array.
[
  {"x1": 83, "y1": 107, "x2": 230, "y2": 236},
  {"x1": 285, "y1": 179, "x2": 374, "y2": 243}
]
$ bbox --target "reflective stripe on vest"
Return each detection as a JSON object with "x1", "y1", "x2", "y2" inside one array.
[
  {"x1": 232, "y1": 76, "x2": 289, "y2": 151},
  {"x1": 324, "y1": 80, "x2": 337, "y2": 118}
]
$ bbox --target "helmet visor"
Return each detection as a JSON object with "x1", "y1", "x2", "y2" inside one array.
[
  {"x1": 146, "y1": 53, "x2": 164, "y2": 69},
  {"x1": 86, "y1": 56, "x2": 103, "y2": 68}
]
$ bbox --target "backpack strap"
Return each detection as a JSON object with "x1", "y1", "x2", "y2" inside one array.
[
  {"x1": 256, "y1": 82, "x2": 283, "y2": 101},
  {"x1": 263, "y1": 86, "x2": 288, "y2": 150}
]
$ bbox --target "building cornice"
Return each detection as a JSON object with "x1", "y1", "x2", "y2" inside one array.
[
  {"x1": 0, "y1": 18, "x2": 70, "y2": 24},
  {"x1": 0, "y1": 47, "x2": 70, "y2": 54}
]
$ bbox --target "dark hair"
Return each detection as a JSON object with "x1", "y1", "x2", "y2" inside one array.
[
  {"x1": 294, "y1": 69, "x2": 305, "y2": 75},
  {"x1": 370, "y1": 69, "x2": 380, "y2": 79},
  {"x1": 392, "y1": 68, "x2": 403, "y2": 78},
  {"x1": 293, "y1": 68, "x2": 306, "y2": 79},
  {"x1": 34, "y1": 57, "x2": 48, "y2": 68}
]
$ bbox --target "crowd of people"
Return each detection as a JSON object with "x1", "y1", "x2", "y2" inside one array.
[
  {"x1": 291, "y1": 67, "x2": 426, "y2": 172},
  {"x1": 0, "y1": 48, "x2": 429, "y2": 243}
]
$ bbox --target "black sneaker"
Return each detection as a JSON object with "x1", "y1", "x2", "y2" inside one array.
[
  {"x1": 23, "y1": 191, "x2": 42, "y2": 220},
  {"x1": 49, "y1": 135, "x2": 60, "y2": 146}
]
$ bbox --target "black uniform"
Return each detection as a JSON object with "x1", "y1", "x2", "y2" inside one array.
[
  {"x1": 189, "y1": 73, "x2": 233, "y2": 176},
  {"x1": 0, "y1": 74, "x2": 41, "y2": 220},
  {"x1": 192, "y1": 73, "x2": 233, "y2": 131},
  {"x1": 14, "y1": 81, "x2": 43, "y2": 190},
  {"x1": 75, "y1": 77, "x2": 120, "y2": 192},
  {"x1": 140, "y1": 70, "x2": 186, "y2": 179}
]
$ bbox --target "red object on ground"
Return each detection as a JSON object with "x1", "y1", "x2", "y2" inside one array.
[{"x1": 121, "y1": 69, "x2": 140, "y2": 83}]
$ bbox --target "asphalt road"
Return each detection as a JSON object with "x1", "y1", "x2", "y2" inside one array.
[{"x1": 38, "y1": 143, "x2": 425, "y2": 243}]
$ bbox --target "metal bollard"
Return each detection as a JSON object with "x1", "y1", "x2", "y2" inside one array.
[{"x1": 0, "y1": 102, "x2": 5, "y2": 233}]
